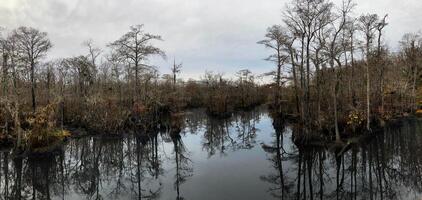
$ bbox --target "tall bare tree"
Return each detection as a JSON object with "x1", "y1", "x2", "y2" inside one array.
[
  {"x1": 324, "y1": 0, "x2": 355, "y2": 141},
  {"x1": 109, "y1": 24, "x2": 165, "y2": 101},
  {"x1": 344, "y1": 18, "x2": 358, "y2": 106},
  {"x1": 83, "y1": 39, "x2": 101, "y2": 68},
  {"x1": 258, "y1": 25, "x2": 289, "y2": 88},
  {"x1": 284, "y1": 0, "x2": 333, "y2": 121},
  {"x1": 313, "y1": 26, "x2": 330, "y2": 127},
  {"x1": 376, "y1": 15, "x2": 388, "y2": 111},
  {"x1": 13, "y1": 26, "x2": 52, "y2": 112},
  {"x1": 258, "y1": 25, "x2": 290, "y2": 110},
  {"x1": 83, "y1": 39, "x2": 101, "y2": 84},
  {"x1": 359, "y1": 14, "x2": 379, "y2": 131}
]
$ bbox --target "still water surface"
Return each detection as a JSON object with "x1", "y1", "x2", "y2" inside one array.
[{"x1": 0, "y1": 108, "x2": 421, "y2": 200}]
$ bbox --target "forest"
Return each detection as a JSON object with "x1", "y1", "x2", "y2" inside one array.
[{"x1": 0, "y1": 0, "x2": 421, "y2": 153}]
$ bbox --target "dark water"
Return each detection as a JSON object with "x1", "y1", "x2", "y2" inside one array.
[{"x1": 0, "y1": 108, "x2": 421, "y2": 200}]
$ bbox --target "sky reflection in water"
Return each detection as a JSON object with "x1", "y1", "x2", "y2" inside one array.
[{"x1": 0, "y1": 108, "x2": 421, "y2": 200}]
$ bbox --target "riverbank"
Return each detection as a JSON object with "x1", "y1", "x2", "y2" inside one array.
[
  {"x1": 1, "y1": 98, "x2": 420, "y2": 156},
  {"x1": 0, "y1": 101, "x2": 267, "y2": 154}
]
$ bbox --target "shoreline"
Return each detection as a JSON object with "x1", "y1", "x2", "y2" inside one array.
[{"x1": 1, "y1": 107, "x2": 419, "y2": 156}]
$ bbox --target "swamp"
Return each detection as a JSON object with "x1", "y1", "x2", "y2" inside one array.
[{"x1": 0, "y1": 0, "x2": 422, "y2": 199}]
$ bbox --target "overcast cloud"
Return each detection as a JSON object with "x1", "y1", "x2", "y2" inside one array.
[{"x1": 1, "y1": 0, "x2": 421, "y2": 79}]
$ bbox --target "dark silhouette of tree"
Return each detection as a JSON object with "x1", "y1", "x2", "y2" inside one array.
[{"x1": 12, "y1": 26, "x2": 52, "y2": 112}]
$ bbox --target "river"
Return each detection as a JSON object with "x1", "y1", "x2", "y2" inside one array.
[{"x1": 0, "y1": 108, "x2": 421, "y2": 200}]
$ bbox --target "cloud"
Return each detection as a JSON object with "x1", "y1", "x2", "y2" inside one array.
[{"x1": 1, "y1": 0, "x2": 421, "y2": 79}]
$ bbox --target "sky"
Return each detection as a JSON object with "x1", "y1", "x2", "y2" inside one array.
[{"x1": 0, "y1": 0, "x2": 421, "y2": 80}]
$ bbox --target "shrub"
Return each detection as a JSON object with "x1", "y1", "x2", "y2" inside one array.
[
  {"x1": 26, "y1": 103, "x2": 71, "y2": 149},
  {"x1": 346, "y1": 110, "x2": 365, "y2": 130}
]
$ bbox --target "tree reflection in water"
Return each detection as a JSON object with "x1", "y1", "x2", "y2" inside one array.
[
  {"x1": 0, "y1": 109, "x2": 420, "y2": 200},
  {"x1": 262, "y1": 117, "x2": 422, "y2": 200},
  {"x1": 201, "y1": 109, "x2": 261, "y2": 157},
  {"x1": 170, "y1": 131, "x2": 192, "y2": 200},
  {"x1": 260, "y1": 117, "x2": 294, "y2": 199}
]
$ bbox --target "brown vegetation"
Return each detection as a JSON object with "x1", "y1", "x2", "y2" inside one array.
[
  {"x1": 0, "y1": 0, "x2": 421, "y2": 151},
  {"x1": 259, "y1": 0, "x2": 422, "y2": 144},
  {"x1": 0, "y1": 25, "x2": 267, "y2": 151}
]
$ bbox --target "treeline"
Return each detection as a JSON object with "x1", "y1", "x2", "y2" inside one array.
[
  {"x1": 0, "y1": 25, "x2": 266, "y2": 150},
  {"x1": 259, "y1": 0, "x2": 422, "y2": 141}
]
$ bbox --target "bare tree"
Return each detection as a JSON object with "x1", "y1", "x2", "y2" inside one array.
[
  {"x1": 258, "y1": 25, "x2": 289, "y2": 88},
  {"x1": 12, "y1": 26, "x2": 52, "y2": 112},
  {"x1": 344, "y1": 18, "x2": 358, "y2": 106},
  {"x1": 171, "y1": 58, "x2": 182, "y2": 90},
  {"x1": 83, "y1": 39, "x2": 101, "y2": 83},
  {"x1": 63, "y1": 56, "x2": 95, "y2": 97},
  {"x1": 284, "y1": 0, "x2": 333, "y2": 121},
  {"x1": 258, "y1": 25, "x2": 291, "y2": 112},
  {"x1": 320, "y1": 0, "x2": 355, "y2": 141},
  {"x1": 42, "y1": 61, "x2": 55, "y2": 103},
  {"x1": 400, "y1": 33, "x2": 422, "y2": 112},
  {"x1": 313, "y1": 26, "x2": 330, "y2": 127},
  {"x1": 83, "y1": 39, "x2": 101, "y2": 68},
  {"x1": 5, "y1": 32, "x2": 20, "y2": 92},
  {"x1": 376, "y1": 15, "x2": 388, "y2": 111},
  {"x1": 108, "y1": 24, "x2": 165, "y2": 101},
  {"x1": 57, "y1": 59, "x2": 70, "y2": 128},
  {"x1": 359, "y1": 14, "x2": 379, "y2": 131},
  {"x1": 106, "y1": 52, "x2": 124, "y2": 102},
  {"x1": 376, "y1": 15, "x2": 388, "y2": 56}
]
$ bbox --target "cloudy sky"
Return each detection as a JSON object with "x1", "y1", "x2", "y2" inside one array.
[{"x1": 1, "y1": 0, "x2": 421, "y2": 80}]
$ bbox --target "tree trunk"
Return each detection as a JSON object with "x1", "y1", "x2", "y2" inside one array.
[
  {"x1": 173, "y1": 73, "x2": 177, "y2": 91},
  {"x1": 412, "y1": 65, "x2": 418, "y2": 112},
  {"x1": 11, "y1": 56, "x2": 17, "y2": 90},
  {"x1": 47, "y1": 69, "x2": 51, "y2": 104},
  {"x1": 30, "y1": 60, "x2": 36, "y2": 112},
  {"x1": 300, "y1": 36, "x2": 306, "y2": 122},
  {"x1": 366, "y1": 38, "x2": 371, "y2": 131},
  {"x1": 305, "y1": 38, "x2": 311, "y2": 121},
  {"x1": 377, "y1": 31, "x2": 385, "y2": 113},
  {"x1": 290, "y1": 48, "x2": 300, "y2": 116},
  {"x1": 2, "y1": 52, "x2": 8, "y2": 95},
  {"x1": 8, "y1": 98, "x2": 23, "y2": 149},
  {"x1": 276, "y1": 49, "x2": 282, "y2": 112},
  {"x1": 173, "y1": 59, "x2": 177, "y2": 91},
  {"x1": 314, "y1": 49, "x2": 322, "y2": 128},
  {"x1": 350, "y1": 33, "x2": 356, "y2": 107},
  {"x1": 331, "y1": 62, "x2": 340, "y2": 141},
  {"x1": 135, "y1": 64, "x2": 139, "y2": 101}
]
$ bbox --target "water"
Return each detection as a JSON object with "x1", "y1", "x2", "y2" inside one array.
[{"x1": 0, "y1": 108, "x2": 421, "y2": 200}]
